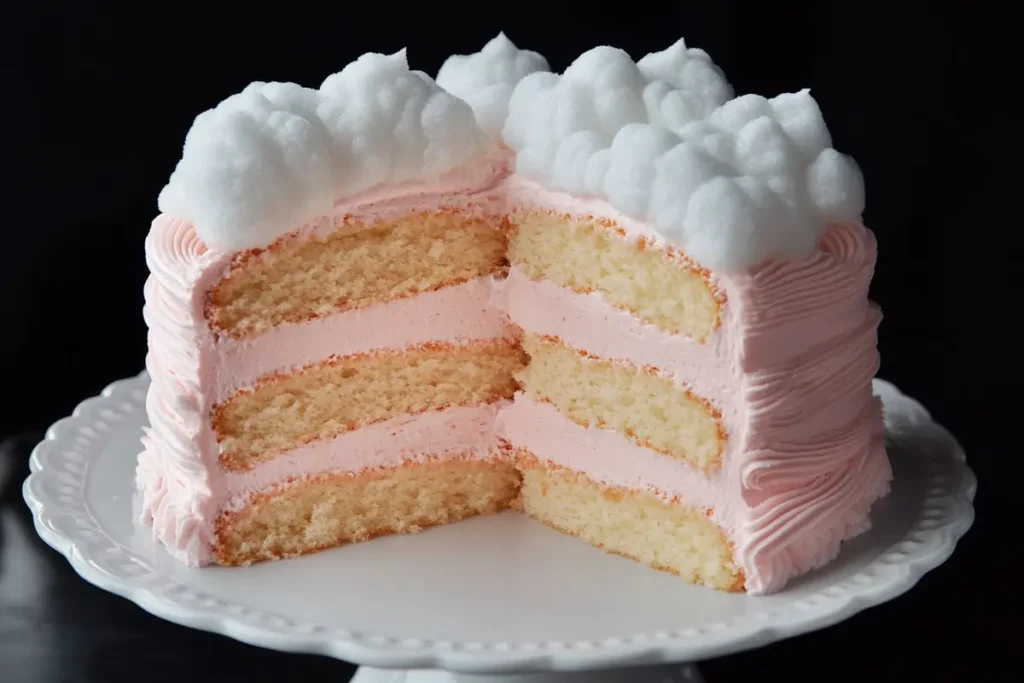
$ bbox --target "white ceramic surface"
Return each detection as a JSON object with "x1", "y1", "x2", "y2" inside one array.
[{"x1": 23, "y1": 373, "x2": 975, "y2": 675}]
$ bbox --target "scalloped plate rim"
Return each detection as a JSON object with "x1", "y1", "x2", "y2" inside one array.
[{"x1": 21, "y1": 372, "x2": 977, "y2": 673}]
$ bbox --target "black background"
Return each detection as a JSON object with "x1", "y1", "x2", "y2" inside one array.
[{"x1": 1, "y1": 2, "x2": 1014, "y2": 681}]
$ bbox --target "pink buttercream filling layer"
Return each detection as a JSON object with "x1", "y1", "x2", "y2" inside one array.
[
  {"x1": 493, "y1": 268, "x2": 736, "y2": 406},
  {"x1": 492, "y1": 266, "x2": 746, "y2": 464},
  {"x1": 138, "y1": 167, "x2": 891, "y2": 594},
  {"x1": 498, "y1": 395, "x2": 723, "y2": 511},
  {"x1": 211, "y1": 277, "x2": 512, "y2": 403},
  {"x1": 220, "y1": 403, "x2": 509, "y2": 513}
]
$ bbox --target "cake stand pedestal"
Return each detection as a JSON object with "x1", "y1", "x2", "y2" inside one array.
[
  {"x1": 23, "y1": 375, "x2": 975, "y2": 681},
  {"x1": 351, "y1": 665, "x2": 701, "y2": 682}
]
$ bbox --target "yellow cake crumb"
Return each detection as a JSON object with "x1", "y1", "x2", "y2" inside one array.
[
  {"x1": 516, "y1": 334, "x2": 724, "y2": 470},
  {"x1": 215, "y1": 456, "x2": 521, "y2": 566},
  {"x1": 516, "y1": 453, "x2": 744, "y2": 592},
  {"x1": 207, "y1": 211, "x2": 508, "y2": 339},
  {"x1": 507, "y1": 208, "x2": 720, "y2": 341},
  {"x1": 214, "y1": 338, "x2": 527, "y2": 471}
]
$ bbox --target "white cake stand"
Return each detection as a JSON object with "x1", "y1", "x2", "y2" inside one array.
[{"x1": 22, "y1": 373, "x2": 975, "y2": 683}]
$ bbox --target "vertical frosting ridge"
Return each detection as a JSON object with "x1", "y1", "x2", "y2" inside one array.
[
  {"x1": 136, "y1": 215, "x2": 220, "y2": 566},
  {"x1": 728, "y1": 222, "x2": 892, "y2": 593}
]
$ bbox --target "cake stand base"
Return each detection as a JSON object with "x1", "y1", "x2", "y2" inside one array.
[{"x1": 351, "y1": 664, "x2": 702, "y2": 682}]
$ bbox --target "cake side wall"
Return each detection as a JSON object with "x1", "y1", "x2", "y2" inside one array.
[
  {"x1": 136, "y1": 215, "x2": 229, "y2": 566},
  {"x1": 724, "y1": 222, "x2": 892, "y2": 593}
]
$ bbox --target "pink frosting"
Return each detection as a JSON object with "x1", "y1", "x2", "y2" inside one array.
[
  {"x1": 138, "y1": 164, "x2": 891, "y2": 593},
  {"x1": 221, "y1": 403, "x2": 509, "y2": 513},
  {"x1": 499, "y1": 396, "x2": 723, "y2": 509},
  {"x1": 211, "y1": 278, "x2": 512, "y2": 403}
]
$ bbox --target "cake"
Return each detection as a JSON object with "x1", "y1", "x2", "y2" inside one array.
[{"x1": 137, "y1": 33, "x2": 891, "y2": 594}]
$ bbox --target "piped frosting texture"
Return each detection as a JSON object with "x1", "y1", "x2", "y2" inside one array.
[
  {"x1": 721, "y1": 221, "x2": 889, "y2": 593},
  {"x1": 635, "y1": 39, "x2": 733, "y2": 107},
  {"x1": 137, "y1": 216, "x2": 220, "y2": 565},
  {"x1": 436, "y1": 32, "x2": 551, "y2": 137}
]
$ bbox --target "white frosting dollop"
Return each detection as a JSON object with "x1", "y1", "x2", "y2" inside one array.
[
  {"x1": 502, "y1": 44, "x2": 733, "y2": 184},
  {"x1": 436, "y1": 32, "x2": 551, "y2": 137},
  {"x1": 637, "y1": 38, "x2": 734, "y2": 117},
  {"x1": 159, "y1": 39, "x2": 862, "y2": 271},
  {"x1": 504, "y1": 45, "x2": 864, "y2": 271},
  {"x1": 158, "y1": 50, "x2": 489, "y2": 251}
]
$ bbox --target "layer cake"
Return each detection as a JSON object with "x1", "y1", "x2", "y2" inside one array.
[{"x1": 137, "y1": 33, "x2": 891, "y2": 594}]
